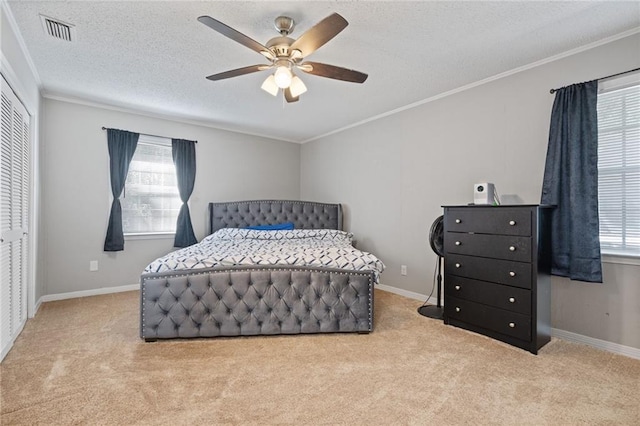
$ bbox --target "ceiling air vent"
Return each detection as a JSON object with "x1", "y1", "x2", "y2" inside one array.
[{"x1": 39, "y1": 15, "x2": 75, "y2": 42}]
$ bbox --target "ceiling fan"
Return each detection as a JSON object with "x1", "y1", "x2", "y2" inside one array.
[{"x1": 197, "y1": 13, "x2": 368, "y2": 103}]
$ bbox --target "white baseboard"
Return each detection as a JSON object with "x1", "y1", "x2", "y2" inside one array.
[
  {"x1": 33, "y1": 297, "x2": 43, "y2": 317},
  {"x1": 551, "y1": 328, "x2": 640, "y2": 360},
  {"x1": 38, "y1": 284, "x2": 139, "y2": 303},
  {"x1": 376, "y1": 283, "x2": 439, "y2": 306},
  {"x1": 33, "y1": 282, "x2": 640, "y2": 360},
  {"x1": 1, "y1": 318, "x2": 26, "y2": 362},
  {"x1": 378, "y1": 283, "x2": 640, "y2": 360}
]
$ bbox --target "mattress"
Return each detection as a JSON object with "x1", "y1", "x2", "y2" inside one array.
[{"x1": 144, "y1": 228, "x2": 385, "y2": 279}]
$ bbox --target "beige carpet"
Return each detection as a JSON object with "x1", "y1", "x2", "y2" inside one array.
[{"x1": 1, "y1": 289, "x2": 639, "y2": 425}]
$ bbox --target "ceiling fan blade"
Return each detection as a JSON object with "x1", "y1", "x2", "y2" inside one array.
[
  {"x1": 284, "y1": 88, "x2": 299, "y2": 103},
  {"x1": 290, "y1": 13, "x2": 348, "y2": 57},
  {"x1": 198, "y1": 16, "x2": 275, "y2": 60},
  {"x1": 299, "y1": 62, "x2": 368, "y2": 83},
  {"x1": 206, "y1": 64, "x2": 269, "y2": 81}
]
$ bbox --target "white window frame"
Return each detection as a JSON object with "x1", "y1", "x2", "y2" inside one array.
[
  {"x1": 597, "y1": 71, "x2": 640, "y2": 265},
  {"x1": 120, "y1": 134, "x2": 180, "y2": 240}
]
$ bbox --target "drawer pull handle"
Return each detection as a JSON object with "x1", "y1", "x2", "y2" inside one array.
[
  {"x1": 509, "y1": 297, "x2": 516, "y2": 303},
  {"x1": 455, "y1": 307, "x2": 461, "y2": 312},
  {"x1": 509, "y1": 220, "x2": 516, "y2": 226},
  {"x1": 454, "y1": 285, "x2": 460, "y2": 290},
  {"x1": 509, "y1": 322, "x2": 516, "y2": 328},
  {"x1": 509, "y1": 246, "x2": 516, "y2": 252},
  {"x1": 455, "y1": 219, "x2": 461, "y2": 224},
  {"x1": 455, "y1": 241, "x2": 461, "y2": 246},
  {"x1": 455, "y1": 263, "x2": 461, "y2": 268},
  {"x1": 509, "y1": 271, "x2": 516, "y2": 277}
]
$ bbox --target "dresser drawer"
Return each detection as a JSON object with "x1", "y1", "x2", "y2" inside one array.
[
  {"x1": 445, "y1": 232, "x2": 532, "y2": 262},
  {"x1": 445, "y1": 207, "x2": 531, "y2": 236},
  {"x1": 445, "y1": 296, "x2": 532, "y2": 341},
  {"x1": 445, "y1": 276, "x2": 531, "y2": 315},
  {"x1": 446, "y1": 254, "x2": 531, "y2": 289}
]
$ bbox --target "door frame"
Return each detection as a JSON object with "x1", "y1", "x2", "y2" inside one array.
[{"x1": 1, "y1": 59, "x2": 40, "y2": 320}]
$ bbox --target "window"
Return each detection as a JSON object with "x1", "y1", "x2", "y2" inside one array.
[
  {"x1": 597, "y1": 73, "x2": 640, "y2": 257},
  {"x1": 121, "y1": 135, "x2": 181, "y2": 235}
]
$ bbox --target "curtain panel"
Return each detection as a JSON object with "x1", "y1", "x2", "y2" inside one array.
[
  {"x1": 172, "y1": 139, "x2": 197, "y2": 247},
  {"x1": 104, "y1": 129, "x2": 139, "y2": 251},
  {"x1": 541, "y1": 81, "x2": 603, "y2": 282}
]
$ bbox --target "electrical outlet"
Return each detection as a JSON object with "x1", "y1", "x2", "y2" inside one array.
[
  {"x1": 89, "y1": 260, "x2": 98, "y2": 272},
  {"x1": 401, "y1": 265, "x2": 407, "y2": 276}
]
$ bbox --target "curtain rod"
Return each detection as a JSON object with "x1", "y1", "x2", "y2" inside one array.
[
  {"x1": 101, "y1": 127, "x2": 197, "y2": 143},
  {"x1": 549, "y1": 67, "x2": 640, "y2": 94}
]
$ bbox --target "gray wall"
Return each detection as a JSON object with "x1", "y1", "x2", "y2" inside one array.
[
  {"x1": 300, "y1": 34, "x2": 640, "y2": 349},
  {"x1": 40, "y1": 99, "x2": 300, "y2": 295}
]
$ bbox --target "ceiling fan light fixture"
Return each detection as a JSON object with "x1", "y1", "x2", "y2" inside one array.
[
  {"x1": 274, "y1": 66, "x2": 293, "y2": 88},
  {"x1": 261, "y1": 75, "x2": 279, "y2": 96},
  {"x1": 259, "y1": 50, "x2": 275, "y2": 60},
  {"x1": 289, "y1": 75, "x2": 307, "y2": 98},
  {"x1": 199, "y1": 13, "x2": 368, "y2": 103}
]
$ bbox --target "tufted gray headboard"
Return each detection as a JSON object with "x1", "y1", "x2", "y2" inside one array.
[{"x1": 208, "y1": 200, "x2": 342, "y2": 234}]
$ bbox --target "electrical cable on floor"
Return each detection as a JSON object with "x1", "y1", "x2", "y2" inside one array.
[{"x1": 419, "y1": 256, "x2": 439, "y2": 308}]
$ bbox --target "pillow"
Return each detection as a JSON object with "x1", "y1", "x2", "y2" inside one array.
[{"x1": 245, "y1": 222, "x2": 294, "y2": 231}]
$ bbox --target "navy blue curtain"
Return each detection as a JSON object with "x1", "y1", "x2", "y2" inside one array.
[
  {"x1": 104, "y1": 129, "x2": 139, "y2": 251},
  {"x1": 172, "y1": 139, "x2": 197, "y2": 247},
  {"x1": 541, "y1": 81, "x2": 602, "y2": 282}
]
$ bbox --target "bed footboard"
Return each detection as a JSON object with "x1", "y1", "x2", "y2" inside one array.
[{"x1": 140, "y1": 266, "x2": 374, "y2": 340}]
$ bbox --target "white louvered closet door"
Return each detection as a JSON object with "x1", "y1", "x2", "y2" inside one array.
[{"x1": 1, "y1": 75, "x2": 30, "y2": 361}]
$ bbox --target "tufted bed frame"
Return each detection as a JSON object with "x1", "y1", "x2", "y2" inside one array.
[{"x1": 140, "y1": 200, "x2": 375, "y2": 341}]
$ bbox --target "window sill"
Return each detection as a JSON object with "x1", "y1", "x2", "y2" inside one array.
[
  {"x1": 124, "y1": 233, "x2": 175, "y2": 241},
  {"x1": 601, "y1": 253, "x2": 640, "y2": 266}
]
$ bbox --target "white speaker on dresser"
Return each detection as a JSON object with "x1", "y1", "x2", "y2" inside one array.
[{"x1": 473, "y1": 182, "x2": 496, "y2": 205}]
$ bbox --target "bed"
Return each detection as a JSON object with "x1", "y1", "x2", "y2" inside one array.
[{"x1": 140, "y1": 200, "x2": 385, "y2": 341}]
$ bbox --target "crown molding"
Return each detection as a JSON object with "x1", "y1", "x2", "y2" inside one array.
[
  {"x1": 42, "y1": 91, "x2": 298, "y2": 144},
  {"x1": 1, "y1": 0, "x2": 42, "y2": 88},
  {"x1": 302, "y1": 27, "x2": 640, "y2": 144}
]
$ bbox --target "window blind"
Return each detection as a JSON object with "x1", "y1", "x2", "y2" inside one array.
[
  {"x1": 121, "y1": 135, "x2": 181, "y2": 234},
  {"x1": 597, "y1": 82, "x2": 640, "y2": 256}
]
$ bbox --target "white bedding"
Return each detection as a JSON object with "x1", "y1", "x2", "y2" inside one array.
[{"x1": 144, "y1": 228, "x2": 386, "y2": 281}]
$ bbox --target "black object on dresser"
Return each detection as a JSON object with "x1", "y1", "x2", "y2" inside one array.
[{"x1": 442, "y1": 205, "x2": 553, "y2": 354}]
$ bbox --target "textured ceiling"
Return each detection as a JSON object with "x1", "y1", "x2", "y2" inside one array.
[{"x1": 6, "y1": 1, "x2": 640, "y2": 143}]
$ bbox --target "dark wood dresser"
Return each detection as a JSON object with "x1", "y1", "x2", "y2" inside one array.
[{"x1": 442, "y1": 205, "x2": 553, "y2": 354}]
